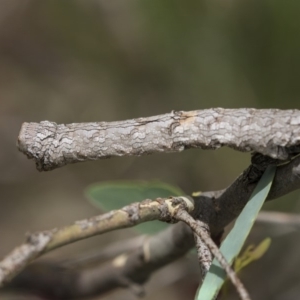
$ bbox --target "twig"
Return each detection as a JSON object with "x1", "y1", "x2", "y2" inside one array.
[
  {"x1": 0, "y1": 196, "x2": 194, "y2": 287},
  {"x1": 17, "y1": 108, "x2": 300, "y2": 171},
  {"x1": 257, "y1": 211, "x2": 300, "y2": 228},
  {"x1": 3, "y1": 153, "x2": 300, "y2": 298},
  {"x1": 193, "y1": 221, "x2": 212, "y2": 279},
  {"x1": 175, "y1": 209, "x2": 251, "y2": 300},
  {"x1": 3, "y1": 156, "x2": 300, "y2": 298},
  {"x1": 4, "y1": 222, "x2": 195, "y2": 299}
]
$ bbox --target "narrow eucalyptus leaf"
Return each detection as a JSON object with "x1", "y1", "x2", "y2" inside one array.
[{"x1": 196, "y1": 166, "x2": 276, "y2": 300}]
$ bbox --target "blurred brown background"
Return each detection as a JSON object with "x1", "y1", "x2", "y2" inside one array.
[{"x1": 0, "y1": 0, "x2": 300, "y2": 299}]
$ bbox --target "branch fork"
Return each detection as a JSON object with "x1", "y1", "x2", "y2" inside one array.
[{"x1": 4, "y1": 108, "x2": 300, "y2": 299}]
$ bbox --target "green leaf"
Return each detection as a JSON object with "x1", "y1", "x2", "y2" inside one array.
[
  {"x1": 86, "y1": 180, "x2": 185, "y2": 235},
  {"x1": 221, "y1": 237, "x2": 272, "y2": 296},
  {"x1": 195, "y1": 165, "x2": 276, "y2": 300},
  {"x1": 234, "y1": 237, "x2": 271, "y2": 273}
]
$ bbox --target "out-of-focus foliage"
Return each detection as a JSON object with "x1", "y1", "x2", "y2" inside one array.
[
  {"x1": 87, "y1": 180, "x2": 184, "y2": 235},
  {"x1": 234, "y1": 238, "x2": 271, "y2": 273},
  {"x1": 0, "y1": 1, "x2": 300, "y2": 299}
]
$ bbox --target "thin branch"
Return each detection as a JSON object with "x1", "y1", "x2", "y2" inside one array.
[
  {"x1": 193, "y1": 222, "x2": 212, "y2": 278},
  {"x1": 0, "y1": 196, "x2": 194, "y2": 287},
  {"x1": 257, "y1": 211, "x2": 300, "y2": 228},
  {"x1": 3, "y1": 157, "x2": 300, "y2": 298},
  {"x1": 175, "y1": 209, "x2": 251, "y2": 300},
  {"x1": 4, "y1": 222, "x2": 195, "y2": 299},
  {"x1": 17, "y1": 108, "x2": 300, "y2": 171}
]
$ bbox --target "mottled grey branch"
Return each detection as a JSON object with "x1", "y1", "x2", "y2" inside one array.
[{"x1": 17, "y1": 108, "x2": 300, "y2": 171}]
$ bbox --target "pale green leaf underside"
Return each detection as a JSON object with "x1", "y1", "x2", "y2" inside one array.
[{"x1": 86, "y1": 180, "x2": 184, "y2": 235}]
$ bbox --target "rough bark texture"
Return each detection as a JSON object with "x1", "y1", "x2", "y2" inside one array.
[{"x1": 17, "y1": 108, "x2": 300, "y2": 171}]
